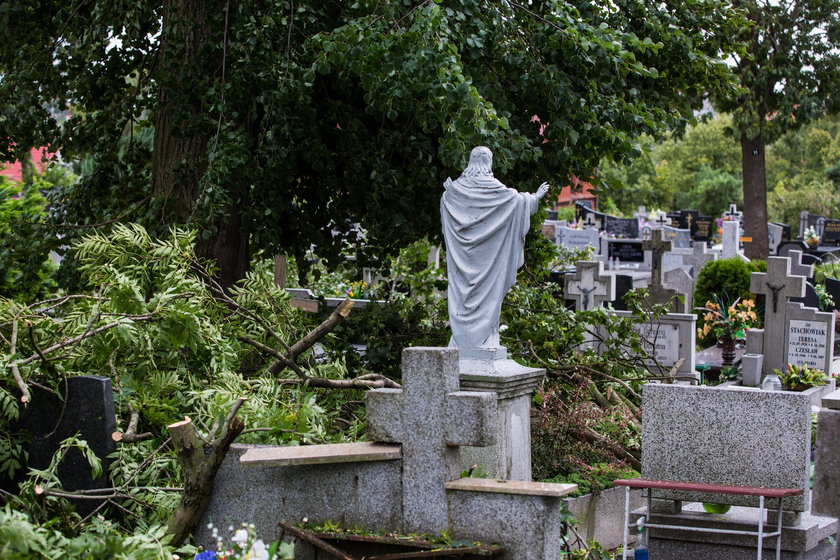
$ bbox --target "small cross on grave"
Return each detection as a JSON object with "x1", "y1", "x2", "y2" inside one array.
[
  {"x1": 366, "y1": 348, "x2": 497, "y2": 532},
  {"x1": 749, "y1": 256, "x2": 807, "y2": 373},
  {"x1": 682, "y1": 243, "x2": 717, "y2": 281},
  {"x1": 565, "y1": 261, "x2": 615, "y2": 311},
  {"x1": 643, "y1": 230, "x2": 679, "y2": 309},
  {"x1": 724, "y1": 203, "x2": 743, "y2": 224},
  {"x1": 685, "y1": 213, "x2": 694, "y2": 230},
  {"x1": 653, "y1": 212, "x2": 670, "y2": 228},
  {"x1": 634, "y1": 206, "x2": 648, "y2": 222},
  {"x1": 581, "y1": 214, "x2": 600, "y2": 229}
]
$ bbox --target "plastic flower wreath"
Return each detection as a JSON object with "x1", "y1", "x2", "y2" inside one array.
[
  {"x1": 696, "y1": 297, "x2": 760, "y2": 341},
  {"x1": 804, "y1": 226, "x2": 821, "y2": 246}
]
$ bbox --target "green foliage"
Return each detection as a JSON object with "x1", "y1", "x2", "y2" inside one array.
[
  {"x1": 0, "y1": 507, "x2": 180, "y2": 560},
  {"x1": 674, "y1": 165, "x2": 742, "y2": 217},
  {"x1": 694, "y1": 258, "x2": 764, "y2": 316},
  {"x1": 815, "y1": 260, "x2": 840, "y2": 284},
  {"x1": 543, "y1": 463, "x2": 639, "y2": 499},
  {"x1": 0, "y1": 177, "x2": 58, "y2": 302},
  {"x1": 0, "y1": 0, "x2": 747, "y2": 278},
  {"x1": 775, "y1": 364, "x2": 828, "y2": 389}
]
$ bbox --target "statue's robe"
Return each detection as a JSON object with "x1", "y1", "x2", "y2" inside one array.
[{"x1": 440, "y1": 174, "x2": 540, "y2": 350}]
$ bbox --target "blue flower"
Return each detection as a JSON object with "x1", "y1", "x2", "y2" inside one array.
[{"x1": 194, "y1": 551, "x2": 217, "y2": 560}]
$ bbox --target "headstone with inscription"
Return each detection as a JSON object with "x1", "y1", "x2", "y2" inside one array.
[
  {"x1": 575, "y1": 203, "x2": 605, "y2": 230},
  {"x1": 768, "y1": 222, "x2": 784, "y2": 255},
  {"x1": 691, "y1": 214, "x2": 715, "y2": 242},
  {"x1": 605, "y1": 215, "x2": 639, "y2": 239},
  {"x1": 784, "y1": 302, "x2": 835, "y2": 374},
  {"x1": 821, "y1": 218, "x2": 840, "y2": 246},
  {"x1": 599, "y1": 312, "x2": 696, "y2": 378},
  {"x1": 606, "y1": 239, "x2": 645, "y2": 264},
  {"x1": 557, "y1": 226, "x2": 601, "y2": 253},
  {"x1": 661, "y1": 226, "x2": 691, "y2": 249}
]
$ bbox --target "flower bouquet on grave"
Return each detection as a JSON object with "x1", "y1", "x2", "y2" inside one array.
[
  {"x1": 696, "y1": 297, "x2": 760, "y2": 366},
  {"x1": 194, "y1": 523, "x2": 291, "y2": 560},
  {"x1": 774, "y1": 364, "x2": 828, "y2": 391},
  {"x1": 805, "y1": 226, "x2": 821, "y2": 248}
]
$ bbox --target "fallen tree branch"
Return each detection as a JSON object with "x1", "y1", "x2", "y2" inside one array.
[
  {"x1": 166, "y1": 398, "x2": 246, "y2": 547},
  {"x1": 9, "y1": 317, "x2": 31, "y2": 403},
  {"x1": 278, "y1": 521, "x2": 354, "y2": 560},
  {"x1": 277, "y1": 373, "x2": 400, "y2": 390},
  {"x1": 112, "y1": 406, "x2": 154, "y2": 443}
]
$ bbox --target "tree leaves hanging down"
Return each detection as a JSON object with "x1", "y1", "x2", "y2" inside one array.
[{"x1": 0, "y1": 0, "x2": 747, "y2": 284}]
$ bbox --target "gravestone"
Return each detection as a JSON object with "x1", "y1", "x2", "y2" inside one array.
[
  {"x1": 540, "y1": 221, "x2": 557, "y2": 242},
  {"x1": 565, "y1": 261, "x2": 616, "y2": 311},
  {"x1": 367, "y1": 348, "x2": 497, "y2": 531},
  {"x1": 768, "y1": 222, "x2": 784, "y2": 255},
  {"x1": 691, "y1": 214, "x2": 714, "y2": 242},
  {"x1": 575, "y1": 203, "x2": 605, "y2": 230},
  {"x1": 651, "y1": 211, "x2": 670, "y2": 228},
  {"x1": 750, "y1": 256, "x2": 807, "y2": 373},
  {"x1": 642, "y1": 230, "x2": 680, "y2": 310},
  {"x1": 824, "y1": 277, "x2": 840, "y2": 311},
  {"x1": 557, "y1": 226, "x2": 600, "y2": 253},
  {"x1": 606, "y1": 239, "x2": 645, "y2": 264},
  {"x1": 784, "y1": 302, "x2": 835, "y2": 374},
  {"x1": 681, "y1": 243, "x2": 717, "y2": 281},
  {"x1": 774, "y1": 221, "x2": 792, "y2": 242},
  {"x1": 721, "y1": 219, "x2": 740, "y2": 260},
  {"x1": 821, "y1": 218, "x2": 840, "y2": 246},
  {"x1": 787, "y1": 250, "x2": 815, "y2": 279},
  {"x1": 6, "y1": 376, "x2": 116, "y2": 516},
  {"x1": 604, "y1": 215, "x2": 639, "y2": 239},
  {"x1": 663, "y1": 267, "x2": 695, "y2": 312},
  {"x1": 790, "y1": 282, "x2": 822, "y2": 309},
  {"x1": 601, "y1": 312, "x2": 696, "y2": 378},
  {"x1": 633, "y1": 206, "x2": 648, "y2": 222},
  {"x1": 660, "y1": 225, "x2": 691, "y2": 249},
  {"x1": 611, "y1": 274, "x2": 635, "y2": 311},
  {"x1": 800, "y1": 210, "x2": 826, "y2": 238}
]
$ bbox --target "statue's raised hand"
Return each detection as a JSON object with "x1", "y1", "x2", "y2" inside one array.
[{"x1": 536, "y1": 182, "x2": 550, "y2": 199}]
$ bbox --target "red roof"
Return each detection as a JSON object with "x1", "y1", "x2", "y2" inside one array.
[
  {"x1": 1, "y1": 147, "x2": 55, "y2": 183},
  {"x1": 555, "y1": 177, "x2": 596, "y2": 206}
]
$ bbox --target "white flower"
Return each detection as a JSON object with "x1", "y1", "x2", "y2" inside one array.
[
  {"x1": 232, "y1": 528, "x2": 249, "y2": 544},
  {"x1": 251, "y1": 539, "x2": 269, "y2": 560}
]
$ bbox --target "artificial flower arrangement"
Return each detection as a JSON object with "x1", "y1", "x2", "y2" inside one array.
[
  {"x1": 193, "y1": 524, "x2": 292, "y2": 560},
  {"x1": 804, "y1": 226, "x2": 821, "y2": 247},
  {"x1": 696, "y1": 297, "x2": 759, "y2": 342},
  {"x1": 774, "y1": 363, "x2": 828, "y2": 391}
]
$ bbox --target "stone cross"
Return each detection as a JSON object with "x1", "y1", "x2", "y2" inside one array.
[
  {"x1": 565, "y1": 261, "x2": 615, "y2": 311},
  {"x1": 750, "y1": 257, "x2": 806, "y2": 373},
  {"x1": 653, "y1": 212, "x2": 670, "y2": 228},
  {"x1": 787, "y1": 250, "x2": 814, "y2": 279},
  {"x1": 634, "y1": 206, "x2": 648, "y2": 222},
  {"x1": 643, "y1": 229, "x2": 679, "y2": 309},
  {"x1": 643, "y1": 229, "x2": 672, "y2": 287},
  {"x1": 724, "y1": 203, "x2": 743, "y2": 224},
  {"x1": 366, "y1": 347, "x2": 497, "y2": 532},
  {"x1": 682, "y1": 243, "x2": 717, "y2": 281}
]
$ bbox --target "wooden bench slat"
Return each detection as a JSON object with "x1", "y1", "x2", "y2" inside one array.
[{"x1": 613, "y1": 478, "x2": 803, "y2": 498}]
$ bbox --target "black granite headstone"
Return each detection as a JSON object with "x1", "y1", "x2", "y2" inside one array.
[
  {"x1": 547, "y1": 210, "x2": 558, "y2": 221},
  {"x1": 692, "y1": 215, "x2": 715, "y2": 242},
  {"x1": 605, "y1": 216, "x2": 639, "y2": 239},
  {"x1": 607, "y1": 240, "x2": 644, "y2": 262},
  {"x1": 823, "y1": 277, "x2": 840, "y2": 312},
  {"x1": 612, "y1": 274, "x2": 635, "y2": 311},
  {"x1": 791, "y1": 282, "x2": 822, "y2": 309},
  {"x1": 3, "y1": 376, "x2": 116, "y2": 515},
  {"x1": 821, "y1": 219, "x2": 840, "y2": 246}
]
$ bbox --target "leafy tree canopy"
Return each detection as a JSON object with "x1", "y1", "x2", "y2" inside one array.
[{"x1": 1, "y1": 0, "x2": 746, "y2": 281}]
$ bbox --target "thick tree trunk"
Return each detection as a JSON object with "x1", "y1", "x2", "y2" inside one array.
[
  {"x1": 740, "y1": 133, "x2": 769, "y2": 260},
  {"x1": 153, "y1": 0, "x2": 250, "y2": 289}
]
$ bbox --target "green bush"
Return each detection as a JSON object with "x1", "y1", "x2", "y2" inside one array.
[
  {"x1": 542, "y1": 463, "x2": 639, "y2": 498},
  {"x1": 694, "y1": 258, "x2": 765, "y2": 312}
]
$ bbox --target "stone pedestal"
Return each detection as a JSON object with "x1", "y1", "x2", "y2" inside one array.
[
  {"x1": 458, "y1": 347, "x2": 545, "y2": 481},
  {"x1": 813, "y1": 390, "x2": 840, "y2": 559},
  {"x1": 631, "y1": 504, "x2": 838, "y2": 560}
]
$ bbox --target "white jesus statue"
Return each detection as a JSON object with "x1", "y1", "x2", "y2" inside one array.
[{"x1": 441, "y1": 146, "x2": 549, "y2": 354}]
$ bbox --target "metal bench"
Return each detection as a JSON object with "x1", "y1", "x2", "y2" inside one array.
[{"x1": 614, "y1": 478, "x2": 803, "y2": 560}]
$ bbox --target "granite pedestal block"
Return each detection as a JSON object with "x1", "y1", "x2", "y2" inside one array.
[
  {"x1": 459, "y1": 356, "x2": 544, "y2": 481},
  {"x1": 632, "y1": 504, "x2": 838, "y2": 560}
]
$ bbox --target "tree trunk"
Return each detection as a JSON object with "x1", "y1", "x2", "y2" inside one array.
[
  {"x1": 740, "y1": 133, "x2": 769, "y2": 260},
  {"x1": 153, "y1": 0, "x2": 250, "y2": 289}
]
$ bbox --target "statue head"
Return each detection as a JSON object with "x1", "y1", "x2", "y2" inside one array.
[{"x1": 461, "y1": 146, "x2": 494, "y2": 178}]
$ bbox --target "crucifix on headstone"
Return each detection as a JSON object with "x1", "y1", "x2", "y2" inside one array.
[
  {"x1": 642, "y1": 229, "x2": 680, "y2": 309},
  {"x1": 565, "y1": 261, "x2": 615, "y2": 311},
  {"x1": 750, "y1": 257, "x2": 807, "y2": 373},
  {"x1": 685, "y1": 213, "x2": 694, "y2": 231},
  {"x1": 724, "y1": 203, "x2": 743, "y2": 224},
  {"x1": 366, "y1": 347, "x2": 497, "y2": 532}
]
